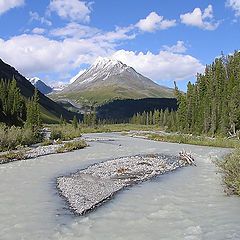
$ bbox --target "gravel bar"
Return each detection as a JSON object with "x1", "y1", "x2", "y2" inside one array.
[{"x1": 57, "y1": 154, "x2": 189, "y2": 215}]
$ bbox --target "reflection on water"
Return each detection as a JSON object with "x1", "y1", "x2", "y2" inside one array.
[{"x1": 0, "y1": 133, "x2": 239, "y2": 240}]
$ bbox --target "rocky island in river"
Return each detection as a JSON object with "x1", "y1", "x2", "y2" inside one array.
[{"x1": 57, "y1": 153, "x2": 193, "y2": 215}]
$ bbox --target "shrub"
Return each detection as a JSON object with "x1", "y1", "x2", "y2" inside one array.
[
  {"x1": 215, "y1": 148, "x2": 240, "y2": 195},
  {"x1": 0, "y1": 123, "x2": 41, "y2": 151},
  {"x1": 49, "y1": 124, "x2": 82, "y2": 141},
  {"x1": 57, "y1": 140, "x2": 87, "y2": 153}
]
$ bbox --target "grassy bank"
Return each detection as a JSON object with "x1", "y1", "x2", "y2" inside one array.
[
  {"x1": 144, "y1": 133, "x2": 240, "y2": 148},
  {"x1": 215, "y1": 148, "x2": 240, "y2": 195},
  {"x1": 48, "y1": 123, "x2": 164, "y2": 139}
]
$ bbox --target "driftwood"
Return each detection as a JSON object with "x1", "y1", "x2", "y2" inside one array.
[{"x1": 178, "y1": 150, "x2": 196, "y2": 166}]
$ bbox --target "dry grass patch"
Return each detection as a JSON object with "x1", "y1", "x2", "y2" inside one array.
[{"x1": 117, "y1": 167, "x2": 132, "y2": 173}]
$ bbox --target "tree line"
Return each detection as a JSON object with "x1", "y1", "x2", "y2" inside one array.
[
  {"x1": 175, "y1": 51, "x2": 240, "y2": 137},
  {"x1": 129, "y1": 109, "x2": 177, "y2": 131}
]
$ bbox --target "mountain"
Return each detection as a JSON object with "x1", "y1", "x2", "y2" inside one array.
[
  {"x1": 29, "y1": 77, "x2": 53, "y2": 95},
  {"x1": 0, "y1": 58, "x2": 80, "y2": 123},
  {"x1": 51, "y1": 57, "x2": 175, "y2": 106}
]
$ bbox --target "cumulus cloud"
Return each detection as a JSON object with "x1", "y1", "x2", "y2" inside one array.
[
  {"x1": 48, "y1": 0, "x2": 92, "y2": 22},
  {"x1": 163, "y1": 41, "x2": 187, "y2": 53},
  {"x1": 0, "y1": 34, "x2": 114, "y2": 75},
  {"x1": 226, "y1": 0, "x2": 240, "y2": 16},
  {"x1": 180, "y1": 5, "x2": 220, "y2": 30},
  {"x1": 32, "y1": 27, "x2": 46, "y2": 34},
  {"x1": 112, "y1": 49, "x2": 204, "y2": 81},
  {"x1": 0, "y1": 0, "x2": 24, "y2": 15},
  {"x1": 136, "y1": 12, "x2": 176, "y2": 32},
  {"x1": 29, "y1": 11, "x2": 52, "y2": 26}
]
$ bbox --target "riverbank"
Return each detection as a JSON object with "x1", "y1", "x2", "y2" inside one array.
[
  {"x1": 57, "y1": 153, "x2": 192, "y2": 215},
  {"x1": 125, "y1": 131, "x2": 240, "y2": 148},
  {"x1": 0, "y1": 139, "x2": 87, "y2": 164}
]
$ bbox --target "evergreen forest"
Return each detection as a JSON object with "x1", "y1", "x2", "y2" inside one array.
[
  {"x1": 131, "y1": 51, "x2": 240, "y2": 138},
  {"x1": 175, "y1": 51, "x2": 240, "y2": 137}
]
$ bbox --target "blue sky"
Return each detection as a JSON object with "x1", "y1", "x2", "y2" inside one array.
[{"x1": 0, "y1": 0, "x2": 240, "y2": 91}]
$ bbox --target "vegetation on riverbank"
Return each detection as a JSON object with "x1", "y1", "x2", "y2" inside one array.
[
  {"x1": 0, "y1": 123, "x2": 42, "y2": 152},
  {"x1": 144, "y1": 133, "x2": 240, "y2": 148},
  {"x1": 215, "y1": 148, "x2": 240, "y2": 195},
  {"x1": 56, "y1": 140, "x2": 87, "y2": 153}
]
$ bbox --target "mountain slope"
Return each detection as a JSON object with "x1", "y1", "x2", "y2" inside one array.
[
  {"x1": 52, "y1": 57, "x2": 175, "y2": 106},
  {"x1": 29, "y1": 77, "x2": 53, "y2": 95},
  {"x1": 0, "y1": 58, "x2": 79, "y2": 123}
]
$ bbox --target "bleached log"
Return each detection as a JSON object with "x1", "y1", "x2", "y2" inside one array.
[{"x1": 178, "y1": 150, "x2": 196, "y2": 166}]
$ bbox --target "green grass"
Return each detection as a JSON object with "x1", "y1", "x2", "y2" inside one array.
[
  {"x1": 50, "y1": 85, "x2": 173, "y2": 107},
  {"x1": 215, "y1": 148, "x2": 240, "y2": 195},
  {"x1": 40, "y1": 106, "x2": 60, "y2": 124},
  {"x1": 57, "y1": 140, "x2": 87, "y2": 153},
  {"x1": 79, "y1": 124, "x2": 164, "y2": 133},
  {"x1": 145, "y1": 133, "x2": 240, "y2": 148}
]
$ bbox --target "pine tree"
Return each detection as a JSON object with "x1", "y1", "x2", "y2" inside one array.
[
  {"x1": 72, "y1": 116, "x2": 78, "y2": 129},
  {"x1": 92, "y1": 106, "x2": 97, "y2": 127},
  {"x1": 60, "y1": 114, "x2": 63, "y2": 125},
  {"x1": 25, "y1": 88, "x2": 42, "y2": 134}
]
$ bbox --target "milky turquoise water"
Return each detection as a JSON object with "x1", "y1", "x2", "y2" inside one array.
[{"x1": 0, "y1": 133, "x2": 239, "y2": 240}]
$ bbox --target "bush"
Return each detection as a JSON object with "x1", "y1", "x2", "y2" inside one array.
[
  {"x1": 0, "y1": 123, "x2": 41, "y2": 151},
  {"x1": 215, "y1": 148, "x2": 240, "y2": 195},
  {"x1": 57, "y1": 140, "x2": 87, "y2": 153},
  {"x1": 49, "y1": 124, "x2": 82, "y2": 141}
]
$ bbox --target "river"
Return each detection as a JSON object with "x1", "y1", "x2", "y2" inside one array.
[{"x1": 0, "y1": 133, "x2": 239, "y2": 240}]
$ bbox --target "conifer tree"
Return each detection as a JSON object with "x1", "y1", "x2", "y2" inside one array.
[{"x1": 72, "y1": 116, "x2": 78, "y2": 129}]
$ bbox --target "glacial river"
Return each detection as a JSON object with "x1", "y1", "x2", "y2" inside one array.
[{"x1": 0, "y1": 133, "x2": 239, "y2": 240}]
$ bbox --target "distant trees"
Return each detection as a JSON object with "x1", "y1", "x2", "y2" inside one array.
[
  {"x1": 130, "y1": 108, "x2": 177, "y2": 130},
  {"x1": 175, "y1": 51, "x2": 240, "y2": 137},
  {"x1": 83, "y1": 106, "x2": 97, "y2": 127}
]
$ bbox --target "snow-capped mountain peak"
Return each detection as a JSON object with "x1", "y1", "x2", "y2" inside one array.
[
  {"x1": 91, "y1": 57, "x2": 127, "y2": 71},
  {"x1": 28, "y1": 77, "x2": 53, "y2": 95},
  {"x1": 64, "y1": 57, "x2": 131, "y2": 89},
  {"x1": 29, "y1": 77, "x2": 41, "y2": 85}
]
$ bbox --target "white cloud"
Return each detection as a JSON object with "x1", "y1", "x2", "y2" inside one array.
[
  {"x1": 163, "y1": 41, "x2": 187, "y2": 53},
  {"x1": 94, "y1": 26, "x2": 136, "y2": 43},
  {"x1": 0, "y1": 34, "x2": 114, "y2": 75},
  {"x1": 48, "y1": 0, "x2": 92, "y2": 22},
  {"x1": 50, "y1": 22, "x2": 100, "y2": 38},
  {"x1": 29, "y1": 11, "x2": 52, "y2": 26},
  {"x1": 112, "y1": 49, "x2": 204, "y2": 81},
  {"x1": 226, "y1": 0, "x2": 240, "y2": 16},
  {"x1": 32, "y1": 27, "x2": 46, "y2": 34},
  {"x1": 0, "y1": 0, "x2": 24, "y2": 15},
  {"x1": 180, "y1": 5, "x2": 220, "y2": 30},
  {"x1": 50, "y1": 23, "x2": 135, "y2": 43},
  {"x1": 136, "y1": 12, "x2": 176, "y2": 32}
]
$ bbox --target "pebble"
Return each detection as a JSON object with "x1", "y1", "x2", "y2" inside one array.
[{"x1": 56, "y1": 154, "x2": 188, "y2": 216}]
